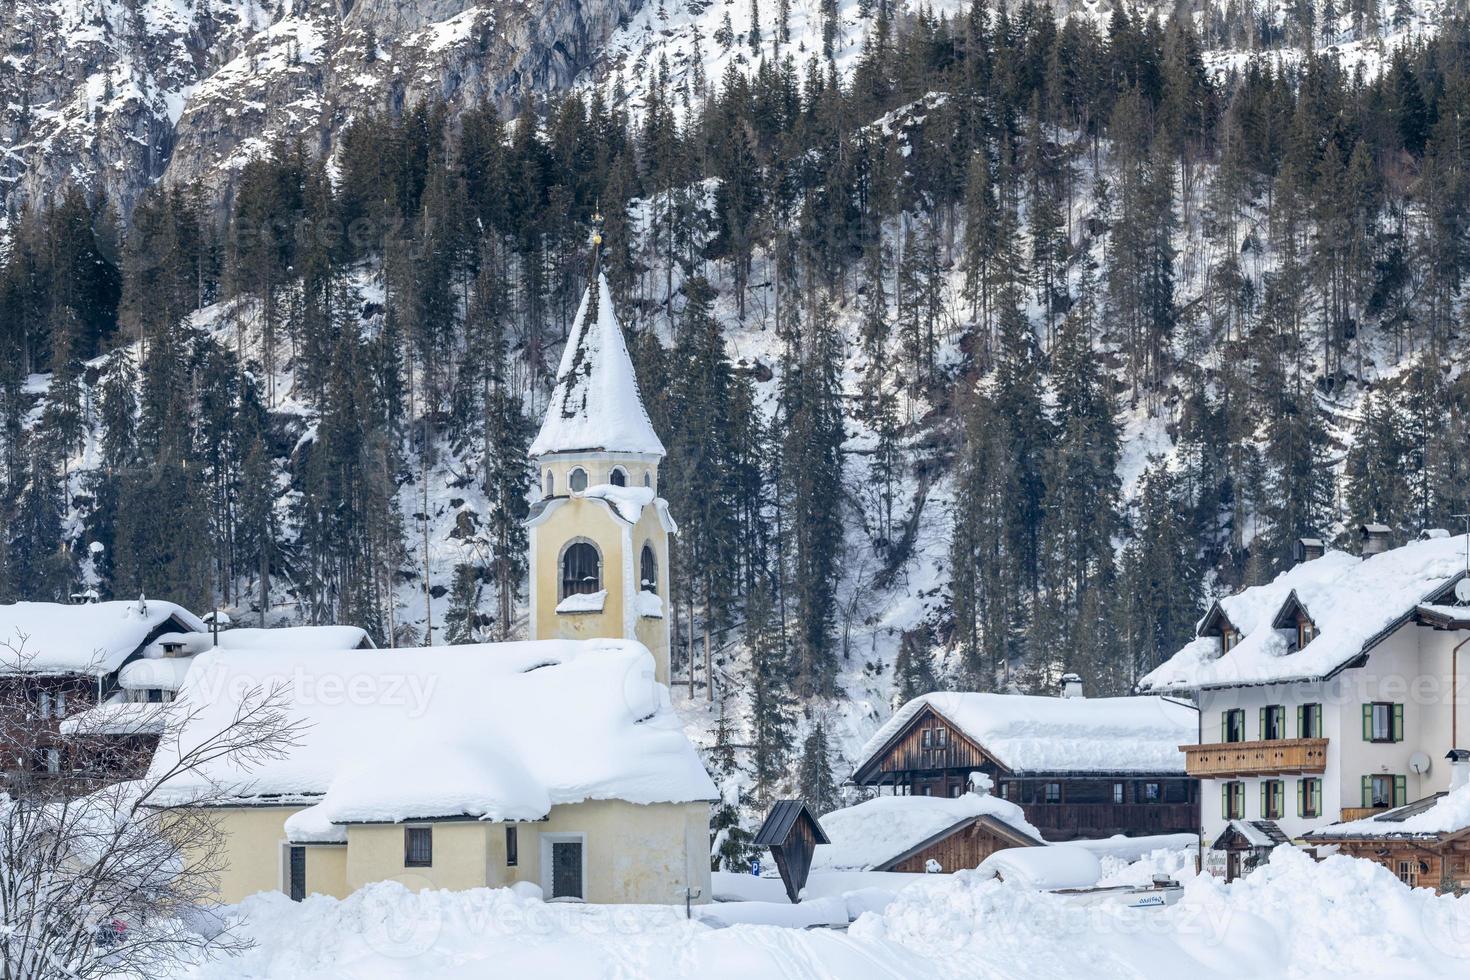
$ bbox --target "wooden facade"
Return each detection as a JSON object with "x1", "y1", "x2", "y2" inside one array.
[
  {"x1": 1328, "y1": 838, "x2": 1470, "y2": 893},
  {"x1": 854, "y1": 705, "x2": 1199, "y2": 841},
  {"x1": 883, "y1": 815, "x2": 1043, "y2": 874}
]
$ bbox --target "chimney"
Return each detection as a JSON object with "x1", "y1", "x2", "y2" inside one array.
[
  {"x1": 1359, "y1": 524, "x2": 1392, "y2": 557},
  {"x1": 1060, "y1": 673, "x2": 1084, "y2": 699},
  {"x1": 1449, "y1": 749, "x2": 1470, "y2": 792},
  {"x1": 1294, "y1": 537, "x2": 1325, "y2": 565}
]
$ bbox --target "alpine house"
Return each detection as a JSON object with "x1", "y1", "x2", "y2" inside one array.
[{"x1": 1139, "y1": 529, "x2": 1470, "y2": 880}]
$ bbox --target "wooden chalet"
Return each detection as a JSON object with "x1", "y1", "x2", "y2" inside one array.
[
  {"x1": 853, "y1": 689, "x2": 1200, "y2": 840},
  {"x1": 754, "y1": 800, "x2": 830, "y2": 903},
  {"x1": 1305, "y1": 752, "x2": 1470, "y2": 894}
]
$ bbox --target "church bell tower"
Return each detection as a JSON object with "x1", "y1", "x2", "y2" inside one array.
[{"x1": 525, "y1": 220, "x2": 675, "y2": 684}]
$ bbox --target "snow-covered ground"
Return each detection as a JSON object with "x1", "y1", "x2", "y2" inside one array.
[{"x1": 171, "y1": 848, "x2": 1470, "y2": 979}]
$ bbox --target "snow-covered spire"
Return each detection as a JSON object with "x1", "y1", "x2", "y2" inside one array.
[{"x1": 529, "y1": 273, "x2": 666, "y2": 458}]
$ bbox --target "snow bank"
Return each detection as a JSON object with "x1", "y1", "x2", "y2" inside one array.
[
  {"x1": 171, "y1": 848, "x2": 1470, "y2": 979},
  {"x1": 529, "y1": 274, "x2": 665, "y2": 458},
  {"x1": 0, "y1": 600, "x2": 204, "y2": 674},
  {"x1": 119, "y1": 657, "x2": 194, "y2": 691},
  {"x1": 976, "y1": 845, "x2": 1103, "y2": 889},
  {"x1": 813, "y1": 792, "x2": 1042, "y2": 872},
  {"x1": 858, "y1": 692, "x2": 1197, "y2": 774},
  {"x1": 150, "y1": 639, "x2": 716, "y2": 827},
  {"x1": 1142, "y1": 537, "x2": 1470, "y2": 692},
  {"x1": 212, "y1": 625, "x2": 373, "y2": 651}
]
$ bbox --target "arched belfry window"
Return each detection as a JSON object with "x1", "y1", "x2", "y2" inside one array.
[
  {"x1": 544, "y1": 471, "x2": 555, "y2": 497},
  {"x1": 569, "y1": 467, "x2": 588, "y2": 493},
  {"x1": 561, "y1": 541, "x2": 601, "y2": 597},
  {"x1": 610, "y1": 467, "x2": 627, "y2": 487},
  {"x1": 643, "y1": 472, "x2": 652, "y2": 489},
  {"x1": 640, "y1": 544, "x2": 657, "y2": 592}
]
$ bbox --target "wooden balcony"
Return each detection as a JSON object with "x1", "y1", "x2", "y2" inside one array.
[{"x1": 1182, "y1": 738, "x2": 1329, "y2": 778}]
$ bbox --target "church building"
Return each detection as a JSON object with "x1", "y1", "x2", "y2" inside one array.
[{"x1": 526, "y1": 262, "x2": 676, "y2": 685}]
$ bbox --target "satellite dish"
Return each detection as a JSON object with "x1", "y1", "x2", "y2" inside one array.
[
  {"x1": 1456, "y1": 579, "x2": 1470, "y2": 605},
  {"x1": 1410, "y1": 751, "x2": 1432, "y2": 775}
]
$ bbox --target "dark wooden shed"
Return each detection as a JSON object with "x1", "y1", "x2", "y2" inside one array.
[{"x1": 754, "y1": 800, "x2": 830, "y2": 903}]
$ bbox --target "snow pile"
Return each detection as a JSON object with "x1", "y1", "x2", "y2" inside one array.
[
  {"x1": 1142, "y1": 537, "x2": 1470, "y2": 692},
  {"x1": 529, "y1": 274, "x2": 665, "y2": 458},
  {"x1": 149, "y1": 639, "x2": 716, "y2": 828},
  {"x1": 169, "y1": 848, "x2": 1470, "y2": 979},
  {"x1": 813, "y1": 792, "x2": 1043, "y2": 872},
  {"x1": 976, "y1": 845, "x2": 1103, "y2": 890},
  {"x1": 580, "y1": 484, "x2": 656, "y2": 523},
  {"x1": 1311, "y1": 783, "x2": 1470, "y2": 839},
  {"x1": 555, "y1": 591, "x2": 607, "y2": 614},
  {"x1": 0, "y1": 600, "x2": 205, "y2": 674},
  {"x1": 859, "y1": 692, "x2": 1197, "y2": 774},
  {"x1": 118, "y1": 657, "x2": 194, "y2": 692},
  {"x1": 212, "y1": 625, "x2": 373, "y2": 651}
]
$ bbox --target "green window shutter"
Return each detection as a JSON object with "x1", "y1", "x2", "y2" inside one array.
[
  {"x1": 1394, "y1": 775, "x2": 1406, "y2": 807},
  {"x1": 1361, "y1": 775, "x2": 1371, "y2": 808},
  {"x1": 1296, "y1": 779, "x2": 1304, "y2": 818},
  {"x1": 1221, "y1": 783, "x2": 1230, "y2": 819},
  {"x1": 1392, "y1": 704, "x2": 1404, "y2": 742},
  {"x1": 1312, "y1": 780, "x2": 1321, "y2": 816},
  {"x1": 1362, "y1": 704, "x2": 1372, "y2": 741},
  {"x1": 1259, "y1": 707, "x2": 1265, "y2": 740},
  {"x1": 1259, "y1": 781, "x2": 1266, "y2": 817},
  {"x1": 1221, "y1": 712, "x2": 1228, "y2": 743},
  {"x1": 1296, "y1": 704, "x2": 1304, "y2": 738}
]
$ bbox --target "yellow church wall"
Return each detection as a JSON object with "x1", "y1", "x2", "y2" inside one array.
[
  {"x1": 305, "y1": 845, "x2": 349, "y2": 898},
  {"x1": 194, "y1": 805, "x2": 300, "y2": 904},
  {"x1": 346, "y1": 822, "x2": 491, "y2": 893},
  {"x1": 538, "y1": 453, "x2": 659, "y2": 498}
]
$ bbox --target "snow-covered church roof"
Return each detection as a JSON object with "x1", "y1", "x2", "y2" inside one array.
[
  {"x1": 529, "y1": 273, "x2": 665, "y2": 458},
  {"x1": 1139, "y1": 535, "x2": 1470, "y2": 693},
  {"x1": 857, "y1": 692, "x2": 1197, "y2": 775},
  {"x1": 149, "y1": 638, "x2": 716, "y2": 831},
  {"x1": 0, "y1": 600, "x2": 205, "y2": 675}
]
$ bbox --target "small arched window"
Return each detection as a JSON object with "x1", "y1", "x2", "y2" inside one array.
[
  {"x1": 569, "y1": 467, "x2": 588, "y2": 493},
  {"x1": 640, "y1": 544, "x2": 657, "y2": 592},
  {"x1": 544, "y1": 471, "x2": 555, "y2": 497},
  {"x1": 643, "y1": 472, "x2": 652, "y2": 489},
  {"x1": 610, "y1": 467, "x2": 627, "y2": 487},
  {"x1": 562, "y1": 541, "x2": 601, "y2": 597}
]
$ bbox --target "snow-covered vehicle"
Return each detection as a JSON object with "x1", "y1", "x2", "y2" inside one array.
[{"x1": 977, "y1": 845, "x2": 1183, "y2": 909}]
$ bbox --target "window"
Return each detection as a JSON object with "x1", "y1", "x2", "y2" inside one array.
[
  {"x1": 1262, "y1": 779, "x2": 1285, "y2": 819},
  {"x1": 545, "y1": 471, "x2": 555, "y2": 496},
  {"x1": 950, "y1": 785, "x2": 962, "y2": 798},
  {"x1": 1363, "y1": 702, "x2": 1403, "y2": 743},
  {"x1": 404, "y1": 827, "x2": 432, "y2": 867},
  {"x1": 921, "y1": 729, "x2": 933, "y2": 748},
  {"x1": 561, "y1": 542, "x2": 601, "y2": 597},
  {"x1": 1364, "y1": 774, "x2": 1405, "y2": 809},
  {"x1": 1113, "y1": 783, "x2": 1125, "y2": 805},
  {"x1": 1222, "y1": 628, "x2": 1239, "y2": 652},
  {"x1": 1261, "y1": 705, "x2": 1286, "y2": 740},
  {"x1": 640, "y1": 545, "x2": 657, "y2": 591},
  {"x1": 45, "y1": 748, "x2": 60, "y2": 774},
  {"x1": 1222, "y1": 781, "x2": 1245, "y2": 819},
  {"x1": 1223, "y1": 709, "x2": 1246, "y2": 743},
  {"x1": 506, "y1": 826, "x2": 518, "y2": 867},
  {"x1": 288, "y1": 846, "x2": 307, "y2": 901},
  {"x1": 147, "y1": 688, "x2": 164, "y2": 703},
  {"x1": 610, "y1": 467, "x2": 627, "y2": 487},
  {"x1": 38, "y1": 691, "x2": 50, "y2": 720},
  {"x1": 569, "y1": 467, "x2": 589, "y2": 493},
  {"x1": 643, "y1": 472, "x2": 651, "y2": 488},
  {"x1": 1298, "y1": 703, "x2": 1323, "y2": 739},
  {"x1": 1299, "y1": 777, "x2": 1322, "y2": 818},
  {"x1": 1140, "y1": 781, "x2": 1162, "y2": 803},
  {"x1": 1044, "y1": 783, "x2": 1061, "y2": 804},
  {"x1": 935, "y1": 729, "x2": 947, "y2": 748},
  {"x1": 1397, "y1": 860, "x2": 1419, "y2": 887},
  {"x1": 1297, "y1": 619, "x2": 1317, "y2": 648}
]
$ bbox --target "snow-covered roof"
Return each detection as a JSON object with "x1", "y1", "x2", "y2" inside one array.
[
  {"x1": 60, "y1": 701, "x2": 171, "y2": 737},
  {"x1": 149, "y1": 638, "x2": 716, "y2": 826},
  {"x1": 977, "y1": 844, "x2": 1103, "y2": 890},
  {"x1": 812, "y1": 791, "x2": 1043, "y2": 872},
  {"x1": 857, "y1": 692, "x2": 1197, "y2": 775},
  {"x1": 212, "y1": 625, "x2": 374, "y2": 651},
  {"x1": 0, "y1": 600, "x2": 205, "y2": 675},
  {"x1": 1307, "y1": 786, "x2": 1470, "y2": 841},
  {"x1": 529, "y1": 274, "x2": 665, "y2": 458},
  {"x1": 1140, "y1": 536, "x2": 1470, "y2": 693},
  {"x1": 118, "y1": 657, "x2": 194, "y2": 691}
]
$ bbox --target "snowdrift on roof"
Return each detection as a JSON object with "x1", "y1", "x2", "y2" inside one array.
[
  {"x1": 813, "y1": 792, "x2": 1042, "y2": 872},
  {"x1": 1310, "y1": 784, "x2": 1470, "y2": 839},
  {"x1": 858, "y1": 692, "x2": 1197, "y2": 774},
  {"x1": 1141, "y1": 536, "x2": 1470, "y2": 692},
  {"x1": 0, "y1": 600, "x2": 204, "y2": 675},
  {"x1": 149, "y1": 638, "x2": 715, "y2": 824},
  {"x1": 529, "y1": 274, "x2": 665, "y2": 458}
]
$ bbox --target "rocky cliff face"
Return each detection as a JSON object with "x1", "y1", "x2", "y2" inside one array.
[{"x1": 0, "y1": 0, "x2": 643, "y2": 225}]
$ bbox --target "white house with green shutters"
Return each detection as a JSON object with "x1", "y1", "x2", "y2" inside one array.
[{"x1": 1139, "y1": 529, "x2": 1470, "y2": 879}]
